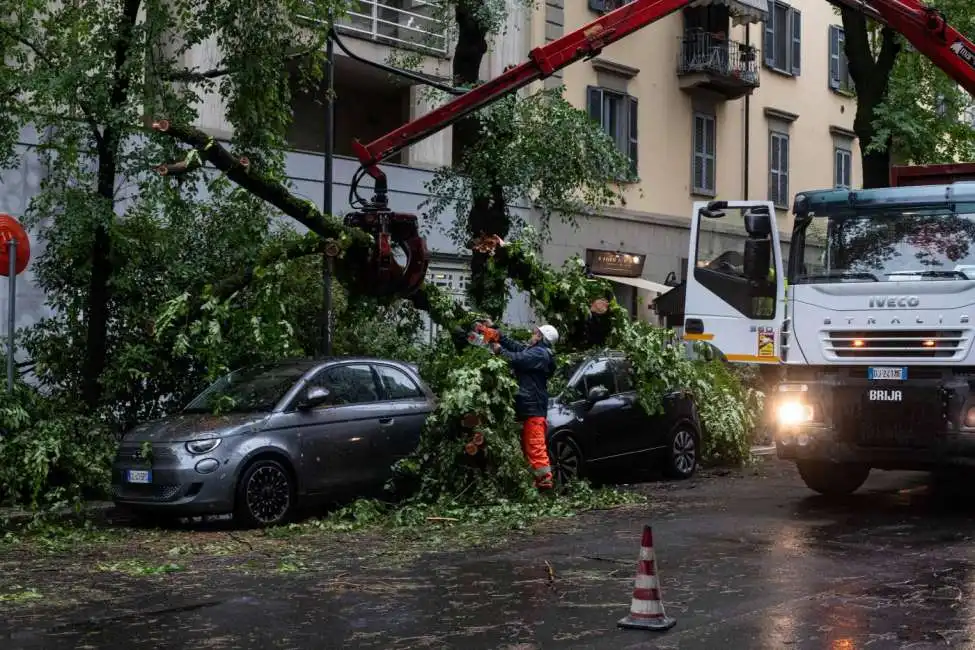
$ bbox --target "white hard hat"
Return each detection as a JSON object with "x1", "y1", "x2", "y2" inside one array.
[{"x1": 537, "y1": 324, "x2": 559, "y2": 346}]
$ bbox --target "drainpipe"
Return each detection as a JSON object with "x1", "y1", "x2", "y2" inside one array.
[{"x1": 743, "y1": 24, "x2": 751, "y2": 200}]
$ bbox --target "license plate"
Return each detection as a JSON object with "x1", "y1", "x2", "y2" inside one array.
[
  {"x1": 125, "y1": 470, "x2": 152, "y2": 484},
  {"x1": 868, "y1": 366, "x2": 907, "y2": 381}
]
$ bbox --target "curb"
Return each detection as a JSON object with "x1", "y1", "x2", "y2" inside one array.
[{"x1": 749, "y1": 445, "x2": 777, "y2": 456}]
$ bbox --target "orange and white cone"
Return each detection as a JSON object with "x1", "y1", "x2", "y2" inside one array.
[{"x1": 618, "y1": 525, "x2": 677, "y2": 632}]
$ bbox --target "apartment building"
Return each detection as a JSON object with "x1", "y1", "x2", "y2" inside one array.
[{"x1": 532, "y1": 0, "x2": 862, "y2": 322}]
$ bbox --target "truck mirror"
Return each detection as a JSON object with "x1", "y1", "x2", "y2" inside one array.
[
  {"x1": 743, "y1": 240, "x2": 772, "y2": 282},
  {"x1": 744, "y1": 211, "x2": 772, "y2": 237}
]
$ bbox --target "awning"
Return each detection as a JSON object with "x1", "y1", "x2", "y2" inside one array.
[
  {"x1": 690, "y1": 0, "x2": 769, "y2": 25},
  {"x1": 595, "y1": 274, "x2": 674, "y2": 296}
]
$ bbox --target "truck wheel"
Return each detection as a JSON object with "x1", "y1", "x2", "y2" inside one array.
[{"x1": 796, "y1": 460, "x2": 870, "y2": 496}]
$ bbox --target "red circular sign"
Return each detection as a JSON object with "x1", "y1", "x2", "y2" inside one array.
[{"x1": 0, "y1": 214, "x2": 31, "y2": 276}]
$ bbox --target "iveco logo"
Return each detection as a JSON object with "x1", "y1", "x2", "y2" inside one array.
[{"x1": 869, "y1": 296, "x2": 920, "y2": 308}]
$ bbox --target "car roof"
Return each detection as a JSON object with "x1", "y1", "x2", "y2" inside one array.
[{"x1": 241, "y1": 356, "x2": 419, "y2": 374}]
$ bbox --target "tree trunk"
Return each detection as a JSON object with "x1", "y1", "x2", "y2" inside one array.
[
  {"x1": 81, "y1": 0, "x2": 142, "y2": 409},
  {"x1": 452, "y1": 6, "x2": 509, "y2": 319},
  {"x1": 841, "y1": 11, "x2": 900, "y2": 189}
]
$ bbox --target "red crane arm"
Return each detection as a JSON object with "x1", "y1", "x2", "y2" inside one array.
[
  {"x1": 850, "y1": 0, "x2": 975, "y2": 94},
  {"x1": 351, "y1": 0, "x2": 693, "y2": 186}
]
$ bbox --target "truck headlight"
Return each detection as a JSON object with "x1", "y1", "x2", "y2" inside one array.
[
  {"x1": 186, "y1": 438, "x2": 221, "y2": 455},
  {"x1": 777, "y1": 401, "x2": 814, "y2": 426}
]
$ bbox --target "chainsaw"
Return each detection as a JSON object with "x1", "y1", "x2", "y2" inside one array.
[{"x1": 466, "y1": 319, "x2": 500, "y2": 349}]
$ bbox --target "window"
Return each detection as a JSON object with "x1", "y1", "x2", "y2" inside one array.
[
  {"x1": 374, "y1": 365, "x2": 422, "y2": 400},
  {"x1": 311, "y1": 364, "x2": 379, "y2": 405},
  {"x1": 692, "y1": 112, "x2": 717, "y2": 195},
  {"x1": 587, "y1": 86, "x2": 639, "y2": 178},
  {"x1": 694, "y1": 207, "x2": 778, "y2": 319},
  {"x1": 589, "y1": 0, "x2": 633, "y2": 12},
  {"x1": 609, "y1": 357, "x2": 635, "y2": 393},
  {"x1": 763, "y1": 1, "x2": 801, "y2": 76},
  {"x1": 580, "y1": 359, "x2": 617, "y2": 396},
  {"x1": 769, "y1": 131, "x2": 790, "y2": 208},
  {"x1": 834, "y1": 147, "x2": 852, "y2": 189},
  {"x1": 828, "y1": 25, "x2": 853, "y2": 92}
]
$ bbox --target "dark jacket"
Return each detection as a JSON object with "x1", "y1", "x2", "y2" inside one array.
[{"x1": 498, "y1": 334, "x2": 556, "y2": 419}]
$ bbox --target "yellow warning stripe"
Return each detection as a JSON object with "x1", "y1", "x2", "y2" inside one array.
[
  {"x1": 725, "y1": 354, "x2": 780, "y2": 363},
  {"x1": 683, "y1": 333, "x2": 715, "y2": 341}
]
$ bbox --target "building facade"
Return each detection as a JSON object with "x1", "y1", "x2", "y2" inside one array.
[{"x1": 532, "y1": 0, "x2": 862, "y2": 320}]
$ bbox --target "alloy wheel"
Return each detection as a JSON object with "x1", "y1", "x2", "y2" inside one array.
[
  {"x1": 553, "y1": 438, "x2": 581, "y2": 485},
  {"x1": 672, "y1": 428, "x2": 697, "y2": 476},
  {"x1": 245, "y1": 464, "x2": 291, "y2": 525}
]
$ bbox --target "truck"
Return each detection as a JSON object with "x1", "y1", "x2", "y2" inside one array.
[
  {"x1": 682, "y1": 179, "x2": 975, "y2": 496},
  {"x1": 331, "y1": 0, "x2": 975, "y2": 495}
]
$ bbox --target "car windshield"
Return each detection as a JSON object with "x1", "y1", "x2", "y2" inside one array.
[
  {"x1": 184, "y1": 364, "x2": 309, "y2": 414},
  {"x1": 792, "y1": 208, "x2": 975, "y2": 284}
]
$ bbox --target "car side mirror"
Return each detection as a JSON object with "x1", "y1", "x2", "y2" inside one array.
[
  {"x1": 743, "y1": 239, "x2": 772, "y2": 282},
  {"x1": 298, "y1": 386, "x2": 331, "y2": 411},
  {"x1": 586, "y1": 385, "x2": 610, "y2": 407}
]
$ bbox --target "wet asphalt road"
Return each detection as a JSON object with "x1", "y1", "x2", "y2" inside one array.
[{"x1": 8, "y1": 458, "x2": 975, "y2": 649}]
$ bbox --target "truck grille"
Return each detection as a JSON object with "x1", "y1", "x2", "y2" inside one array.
[
  {"x1": 823, "y1": 329, "x2": 969, "y2": 360},
  {"x1": 834, "y1": 388, "x2": 944, "y2": 448}
]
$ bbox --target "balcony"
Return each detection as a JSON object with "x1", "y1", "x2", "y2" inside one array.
[
  {"x1": 336, "y1": 0, "x2": 449, "y2": 57},
  {"x1": 677, "y1": 30, "x2": 760, "y2": 100}
]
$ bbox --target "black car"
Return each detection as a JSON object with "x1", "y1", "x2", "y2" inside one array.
[
  {"x1": 112, "y1": 357, "x2": 435, "y2": 527},
  {"x1": 546, "y1": 352, "x2": 702, "y2": 485}
]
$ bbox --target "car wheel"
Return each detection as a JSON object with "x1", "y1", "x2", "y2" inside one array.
[
  {"x1": 663, "y1": 421, "x2": 699, "y2": 480},
  {"x1": 550, "y1": 433, "x2": 585, "y2": 486},
  {"x1": 234, "y1": 458, "x2": 296, "y2": 528}
]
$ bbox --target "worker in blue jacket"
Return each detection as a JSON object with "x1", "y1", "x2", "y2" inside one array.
[{"x1": 489, "y1": 324, "x2": 560, "y2": 490}]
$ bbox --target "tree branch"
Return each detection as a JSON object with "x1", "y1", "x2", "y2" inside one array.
[
  {"x1": 148, "y1": 118, "x2": 364, "y2": 243},
  {"x1": 840, "y1": 7, "x2": 875, "y2": 84},
  {"x1": 875, "y1": 27, "x2": 902, "y2": 81},
  {"x1": 0, "y1": 24, "x2": 104, "y2": 148}
]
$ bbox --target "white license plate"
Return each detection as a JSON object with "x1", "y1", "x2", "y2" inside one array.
[
  {"x1": 868, "y1": 367, "x2": 907, "y2": 381},
  {"x1": 125, "y1": 470, "x2": 152, "y2": 484}
]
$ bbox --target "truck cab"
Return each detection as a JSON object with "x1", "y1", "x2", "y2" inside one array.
[{"x1": 682, "y1": 185, "x2": 975, "y2": 496}]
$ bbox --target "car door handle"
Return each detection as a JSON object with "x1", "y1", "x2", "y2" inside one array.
[{"x1": 379, "y1": 418, "x2": 394, "y2": 427}]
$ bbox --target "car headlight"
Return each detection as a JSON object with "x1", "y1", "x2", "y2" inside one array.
[
  {"x1": 776, "y1": 400, "x2": 814, "y2": 426},
  {"x1": 186, "y1": 438, "x2": 221, "y2": 455}
]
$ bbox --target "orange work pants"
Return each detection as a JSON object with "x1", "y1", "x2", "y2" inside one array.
[{"x1": 522, "y1": 416, "x2": 554, "y2": 490}]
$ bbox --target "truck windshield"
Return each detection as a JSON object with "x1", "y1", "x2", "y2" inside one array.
[{"x1": 791, "y1": 208, "x2": 975, "y2": 284}]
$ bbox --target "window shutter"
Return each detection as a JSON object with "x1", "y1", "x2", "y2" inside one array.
[
  {"x1": 829, "y1": 25, "x2": 840, "y2": 89},
  {"x1": 779, "y1": 136, "x2": 790, "y2": 203},
  {"x1": 790, "y1": 9, "x2": 802, "y2": 76},
  {"x1": 627, "y1": 96, "x2": 639, "y2": 177},
  {"x1": 705, "y1": 116, "x2": 716, "y2": 191},
  {"x1": 834, "y1": 149, "x2": 842, "y2": 187},
  {"x1": 587, "y1": 86, "x2": 603, "y2": 125},
  {"x1": 763, "y1": 10, "x2": 775, "y2": 67}
]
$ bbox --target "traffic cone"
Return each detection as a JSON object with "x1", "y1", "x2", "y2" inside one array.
[{"x1": 618, "y1": 525, "x2": 677, "y2": 632}]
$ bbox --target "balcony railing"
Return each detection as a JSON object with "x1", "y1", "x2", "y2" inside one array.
[
  {"x1": 336, "y1": 0, "x2": 448, "y2": 56},
  {"x1": 677, "y1": 29, "x2": 759, "y2": 87}
]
